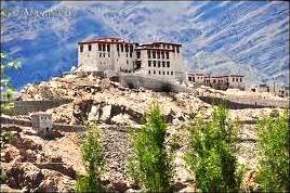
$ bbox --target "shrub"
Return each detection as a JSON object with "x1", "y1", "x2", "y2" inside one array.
[
  {"x1": 0, "y1": 166, "x2": 6, "y2": 184},
  {"x1": 185, "y1": 105, "x2": 244, "y2": 192},
  {"x1": 75, "y1": 121, "x2": 106, "y2": 193},
  {"x1": 128, "y1": 103, "x2": 173, "y2": 192},
  {"x1": 1, "y1": 52, "x2": 21, "y2": 115},
  {"x1": 256, "y1": 110, "x2": 289, "y2": 192}
]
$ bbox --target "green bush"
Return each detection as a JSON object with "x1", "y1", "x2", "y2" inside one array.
[
  {"x1": 0, "y1": 166, "x2": 6, "y2": 184},
  {"x1": 1, "y1": 52, "x2": 21, "y2": 115},
  {"x1": 128, "y1": 103, "x2": 173, "y2": 192},
  {"x1": 256, "y1": 110, "x2": 289, "y2": 192},
  {"x1": 185, "y1": 105, "x2": 244, "y2": 192},
  {"x1": 75, "y1": 121, "x2": 106, "y2": 193}
]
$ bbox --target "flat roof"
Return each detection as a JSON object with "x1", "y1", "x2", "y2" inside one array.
[
  {"x1": 135, "y1": 47, "x2": 174, "y2": 51},
  {"x1": 141, "y1": 42, "x2": 182, "y2": 46},
  {"x1": 30, "y1": 112, "x2": 52, "y2": 116},
  {"x1": 78, "y1": 37, "x2": 132, "y2": 45}
]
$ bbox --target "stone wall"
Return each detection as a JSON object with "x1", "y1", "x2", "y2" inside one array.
[
  {"x1": 198, "y1": 96, "x2": 288, "y2": 109},
  {"x1": 9, "y1": 100, "x2": 72, "y2": 115},
  {"x1": 119, "y1": 75, "x2": 186, "y2": 92},
  {"x1": 0, "y1": 116, "x2": 84, "y2": 132}
]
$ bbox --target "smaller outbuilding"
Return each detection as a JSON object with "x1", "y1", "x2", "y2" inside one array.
[
  {"x1": 277, "y1": 86, "x2": 289, "y2": 98},
  {"x1": 31, "y1": 112, "x2": 53, "y2": 138}
]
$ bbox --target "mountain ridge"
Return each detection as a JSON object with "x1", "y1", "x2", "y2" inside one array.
[{"x1": 1, "y1": 1, "x2": 289, "y2": 89}]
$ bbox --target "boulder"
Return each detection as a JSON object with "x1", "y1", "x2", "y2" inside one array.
[
  {"x1": 1, "y1": 145, "x2": 20, "y2": 163},
  {"x1": 173, "y1": 181, "x2": 187, "y2": 192},
  {"x1": 37, "y1": 178, "x2": 58, "y2": 192},
  {"x1": 178, "y1": 184, "x2": 196, "y2": 193},
  {"x1": 21, "y1": 149, "x2": 37, "y2": 163},
  {"x1": 109, "y1": 181, "x2": 129, "y2": 193},
  {"x1": 101, "y1": 105, "x2": 112, "y2": 122},
  {"x1": 5, "y1": 162, "x2": 43, "y2": 189},
  {"x1": 0, "y1": 184, "x2": 22, "y2": 193}
]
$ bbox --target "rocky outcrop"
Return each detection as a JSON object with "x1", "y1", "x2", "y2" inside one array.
[
  {"x1": 2, "y1": 73, "x2": 285, "y2": 192},
  {"x1": 1, "y1": 126, "x2": 77, "y2": 192}
]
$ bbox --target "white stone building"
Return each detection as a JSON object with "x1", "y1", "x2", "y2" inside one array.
[
  {"x1": 77, "y1": 37, "x2": 185, "y2": 83},
  {"x1": 31, "y1": 112, "x2": 53, "y2": 137},
  {"x1": 187, "y1": 73, "x2": 245, "y2": 90}
]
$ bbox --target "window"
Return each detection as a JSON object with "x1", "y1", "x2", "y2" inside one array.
[
  {"x1": 130, "y1": 45, "x2": 133, "y2": 52},
  {"x1": 236, "y1": 78, "x2": 239, "y2": 82},
  {"x1": 103, "y1": 53, "x2": 105, "y2": 57},
  {"x1": 137, "y1": 51, "x2": 141, "y2": 59},
  {"x1": 108, "y1": 53, "x2": 110, "y2": 57},
  {"x1": 117, "y1": 44, "x2": 120, "y2": 52},
  {"x1": 167, "y1": 71, "x2": 169, "y2": 75},
  {"x1": 176, "y1": 46, "x2": 180, "y2": 53},
  {"x1": 166, "y1": 52, "x2": 169, "y2": 59},
  {"x1": 161, "y1": 52, "x2": 164, "y2": 59},
  {"x1": 148, "y1": 70, "x2": 151, "y2": 74},
  {"x1": 232, "y1": 78, "x2": 235, "y2": 82},
  {"x1": 240, "y1": 78, "x2": 242, "y2": 82},
  {"x1": 153, "y1": 51, "x2": 156, "y2": 58},
  {"x1": 163, "y1": 71, "x2": 165, "y2": 75},
  {"x1": 148, "y1": 61, "x2": 151, "y2": 67},
  {"x1": 153, "y1": 70, "x2": 156, "y2": 74},
  {"x1": 189, "y1": 77, "x2": 192, "y2": 81},
  {"x1": 147, "y1": 50, "x2": 151, "y2": 58},
  {"x1": 167, "y1": 61, "x2": 170, "y2": 67},
  {"x1": 121, "y1": 44, "x2": 124, "y2": 52},
  {"x1": 125, "y1": 44, "x2": 129, "y2": 52},
  {"x1": 153, "y1": 61, "x2": 156, "y2": 67},
  {"x1": 107, "y1": 44, "x2": 110, "y2": 52},
  {"x1": 88, "y1": 44, "x2": 92, "y2": 51},
  {"x1": 98, "y1": 44, "x2": 101, "y2": 51},
  {"x1": 102, "y1": 44, "x2": 106, "y2": 51},
  {"x1": 99, "y1": 53, "x2": 102, "y2": 57},
  {"x1": 171, "y1": 71, "x2": 173, "y2": 75},
  {"x1": 157, "y1": 51, "x2": 160, "y2": 59},
  {"x1": 130, "y1": 52, "x2": 132, "y2": 58},
  {"x1": 158, "y1": 61, "x2": 161, "y2": 68},
  {"x1": 162, "y1": 61, "x2": 165, "y2": 67},
  {"x1": 80, "y1": 45, "x2": 83, "y2": 52},
  {"x1": 159, "y1": 71, "x2": 161, "y2": 75}
]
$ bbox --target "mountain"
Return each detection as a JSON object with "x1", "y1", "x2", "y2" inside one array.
[{"x1": 1, "y1": 1, "x2": 289, "y2": 89}]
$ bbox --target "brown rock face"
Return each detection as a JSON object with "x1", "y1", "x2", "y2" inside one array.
[
  {"x1": 111, "y1": 181, "x2": 129, "y2": 193},
  {"x1": 1, "y1": 145, "x2": 20, "y2": 163},
  {"x1": 5, "y1": 162, "x2": 43, "y2": 190},
  {"x1": 37, "y1": 178, "x2": 59, "y2": 192}
]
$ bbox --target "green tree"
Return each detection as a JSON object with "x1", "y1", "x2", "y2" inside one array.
[
  {"x1": 128, "y1": 103, "x2": 173, "y2": 192},
  {"x1": 1, "y1": 52, "x2": 21, "y2": 115},
  {"x1": 75, "y1": 121, "x2": 106, "y2": 192},
  {"x1": 256, "y1": 110, "x2": 289, "y2": 192},
  {"x1": 1, "y1": 9, "x2": 21, "y2": 115},
  {"x1": 185, "y1": 105, "x2": 244, "y2": 192}
]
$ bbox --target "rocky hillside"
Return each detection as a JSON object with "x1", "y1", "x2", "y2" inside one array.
[{"x1": 1, "y1": 73, "x2": 286, "y2": 192}]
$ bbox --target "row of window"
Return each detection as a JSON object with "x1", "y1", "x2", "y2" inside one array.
[
  {"x1": 117, "y1": 44, "x2": 134, "y2": 53},
  {"x1": 148, "y1": 70, "x2": 174, "y2": 75},
  {"x1": 148, "y1": 50, "x2": 170, "y2": 59},
  {"x1": 188, "y1": 77, "x2": 243, "y2": 83},
  {"x1": 80, "y1": 43, "x2": 134, "y2": 53},
  {"x1": 148, "y1": 60, "x2": 170, "y2": 68}
]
